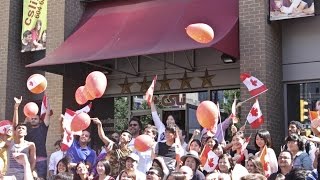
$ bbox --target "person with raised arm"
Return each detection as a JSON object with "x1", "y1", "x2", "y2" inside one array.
[
  {"x1": 92, "y1": 118, "x2": 132, "y2": 178},
  {"x1": 150, "y1": 101, "x2": 176, "y2": 142},
  {"x1": 24, "y1": 94, "x2": 51, "y2": 179},
  {"x1": 65, "y1": 129, "x2": 96, "y2": 169},
  {"x1": 6, "y1": 97, "x2": 36, "y2": 179}
]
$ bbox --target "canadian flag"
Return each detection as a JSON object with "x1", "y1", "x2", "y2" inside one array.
[
  {"x1": 259, "y1": 145, "x2": 271, "y2": 177},
  {"x1": 200, "y1": 144, "x2": 211, "y2": 166},
  {"x1": 61, "y1": 103, "x2": 92, "y2": 151},
  {"x1": 240, "y1": 73, "x2": 268, "y2": 97},
  {"x1": 76, "y1": 102, "x2": 92, "y2": 114},
  {"x1": 235, "y1": 135, "x2": 251, "y2": 164},
  {"x1": 247, "y1": 99, "x2": 264, "y2": 128},
  {"x1": 309, "y1": 111, "x2": 319, "y2": 121},
  {"x1": 241, "y1": 134, "x2": 251, "y2": 152},
  {"x1": 0, "y1": 120, "x2": 12, "y2": 136},
  {"x1": 40, "y1": 95, "x2": 53, "y2": 120},
  {"x1": 203, "y1": 150, "x2": 219, "y2": 172},
  {"x1": 231, "y1": 98, "x2": 237, "y2": 123},
  {"x1": 145, "y1": 75, "x2": 157, "y2": 106}
]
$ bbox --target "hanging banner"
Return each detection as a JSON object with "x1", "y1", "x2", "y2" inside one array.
[
  {"x1": 270, "y1": 0, "x2": 315, "y2": 21},
  {"x1": 21, "y1": 0, "x2": 47, "y2": 52}
]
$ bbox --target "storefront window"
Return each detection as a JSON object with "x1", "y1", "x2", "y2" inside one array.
[
  {"x1": 127, "y1": 89, "x2": 240, "y2": 140},
  {"x1": 287, "y1": 82, "x2": 320, "y2": 130}
]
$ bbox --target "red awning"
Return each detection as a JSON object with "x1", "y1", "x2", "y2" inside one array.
[{"x1": 27, "y1": 0, "x2": 239, "y2": 67}]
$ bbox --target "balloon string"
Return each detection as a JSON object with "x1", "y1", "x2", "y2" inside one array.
[
  {"x1": 244, "y1": 119, "x2": 248, "y2": 127},
  {"x1": 217, "y1": 102, "x2": 224, "y2": 142}
]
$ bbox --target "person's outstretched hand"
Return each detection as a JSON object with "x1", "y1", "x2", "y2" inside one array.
[
  {"x1": 91, "y1": 118, "x2": 102, "y2": 126},
  {"x1": 14, "y1": 96, "x2": 22, "y2": 109}
]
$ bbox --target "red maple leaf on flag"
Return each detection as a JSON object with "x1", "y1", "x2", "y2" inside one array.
[
  {"x1": 208, "y1": 158, "x2": 215, "y2": 167},
  {"x1": 250, "y1": 107, "x2": 258, "y2": 117},
  {"x1": 264, "y1": 162, "x2": 269, "y2": 171},
  {"x1": 250, "y1": 79, "x2": 257, "y2": 86}
]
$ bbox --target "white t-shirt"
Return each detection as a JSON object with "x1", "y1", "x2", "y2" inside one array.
[
  {"x1": 48, "y1": 150, "x2": 64, "y2": 174},
  {"x1": 152, "y1": 112, "x2": 166, "y2": 142}
]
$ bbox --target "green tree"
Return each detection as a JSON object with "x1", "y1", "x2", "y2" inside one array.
[
  {"x1": 222, "y1": 89, "x2": 240, "y2": 115},
  {"x1": 114, "y1": 97, "x2": 129, "y2": 132},
  {"x1": 222, "y1": 89, "x2": 241, "y2": 142}
]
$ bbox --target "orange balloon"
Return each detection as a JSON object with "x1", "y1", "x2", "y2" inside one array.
[
  {"x1": 134, "y1": 134, "x2": 153, "y2": 152},
  {"x1": 27, "y1": 74, "x2": 47, "y2": 94},
  {"x1": 85, "y1": 71, "x2": 107, "y2": 98},
  {"x1": 83, "y1": 86, "x2": 95, "y2": 100},
  {"x1": 186, "y1": 23, "x2": 214, "y2": 44},
  {"x1": 71, "y1": 112, "x2": 91, "y2": 132},
  {"x1": 75, "y1": 86, "x2": 88, "y2": 105},
  {"x1": 23, "y1": 102, "x2": 39, "y2": 118},
  {"x1": 196, "y1": 101, "x2": 218, "y2": 129}
]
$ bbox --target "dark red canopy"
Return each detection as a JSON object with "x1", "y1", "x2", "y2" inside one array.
[{"x1": 27, "y1": 0, "x2": 239, "y2": 67}]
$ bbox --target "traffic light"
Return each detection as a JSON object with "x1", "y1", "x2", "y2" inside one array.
[{"x1": 300, "y1": 99, "x2": 309, "y2": 122}]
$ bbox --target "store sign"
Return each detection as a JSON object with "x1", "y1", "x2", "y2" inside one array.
[
  {"x1": 21, "y1": 0, "x2": 47, "y2": 52},
  {"x1": 154, "y1": 94, "x2": 186, "y2": 107},
  {"x1": 270, "y1": 0, "x2": 315, "y2": 21}
]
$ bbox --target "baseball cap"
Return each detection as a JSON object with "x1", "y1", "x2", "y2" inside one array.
[{"x1": 126, "y1": 153, "x2": 139, "y2": 162}]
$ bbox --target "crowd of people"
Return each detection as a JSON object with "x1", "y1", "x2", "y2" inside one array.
[{"x1": 1, "y1": 97, "x2": 320, "y2": 180}]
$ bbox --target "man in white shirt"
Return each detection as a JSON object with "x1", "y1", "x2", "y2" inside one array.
[
  {"x1": 135, "y1": 125, "x2": 157, "y2": 173},
  {"x1": 48, "y1": 140, "x2": 64, "y2": 176},
  {"x1": 117, "y1": 153, "x2": 146, "y2": 180}
]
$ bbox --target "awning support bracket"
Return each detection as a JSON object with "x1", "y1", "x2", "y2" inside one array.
[
  {"x1": 143, "y1": 55, "x2": 193, "y2": 72},
  {"x1": 183, "y1": 50, "x2": 195, "y2": 71},
  {"x1": 126, "y1": 57, "x2": 138, "y2": 75},
  {"x1": 83, "y1": 62, "x2": 139, "y2": 77}
]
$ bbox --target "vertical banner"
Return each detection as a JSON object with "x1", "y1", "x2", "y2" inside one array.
[
  {"x1": 21, "y1": 0, "x2": 47, "y2": 52},
  {"x1": 270, "y1": 0, "x2": 315, "y2": 21}
]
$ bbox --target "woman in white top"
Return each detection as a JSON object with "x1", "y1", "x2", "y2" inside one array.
[
  {"x1": 254, "y1": 129, "x2": 278, "y2": 174},
  {"x1": 150, "y1": 101, "x2": 176, "y2": 142}
]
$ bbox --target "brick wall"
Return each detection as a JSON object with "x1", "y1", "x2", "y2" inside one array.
[
  {"x1": 45, "y1": 0, "x2": 85, "y2": 154},
  {"x1": 5, "y1": 1, "x2": 42, "y2": 120},
  {"x1": 239, "y1": 0, "x2": 283, "y2": 153},
  {"x1": 0, "y1": 1, "x2": 10, "y2": 119}
]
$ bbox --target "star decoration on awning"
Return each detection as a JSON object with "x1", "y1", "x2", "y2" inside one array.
[
  {"x1": 200, "y1": 69, "x2": 215, "y2": 88},
  {"x1": 119, "y1": 76, "x2": 133, "y2": 93},
  {"x1": 179, "y1": 71, "x2": 192, "y2": 89},
  {"x1": 138, "y1": 76, "x2": 149, "y2": 93},
  {"x1": 158, "y1": 74, "x2": 171, "y2": 91}
]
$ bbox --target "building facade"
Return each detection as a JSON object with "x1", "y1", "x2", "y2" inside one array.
[{"x1": 0, "y1": 0, "x2": 289, "y2": 154}]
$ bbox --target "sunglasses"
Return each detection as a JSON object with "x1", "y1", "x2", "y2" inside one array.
[{"x1": 146, "y1": 170, "x2": 159, "y2": 176}]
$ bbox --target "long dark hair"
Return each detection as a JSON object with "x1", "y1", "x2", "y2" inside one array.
[
  {"x1": 254, "y1": 129, "x2": 272, "y2": 149},
  {"x1": 285, "y1": 133, "x2": 304, "y2": 151},
  {"x1": 96, "y1": 159, "x2": 111, "y2": 176},
  {"x1": 56, "y1": 157, "x2": 70, "y2": 174},
  {"x1": 73, "y1": 162, "x2": 88, "y2": 180}
]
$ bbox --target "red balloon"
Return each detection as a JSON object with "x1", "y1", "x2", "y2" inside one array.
[
  {"x1": 75, "y1": 86, "x2": 88, "y2": 105},
  {"x1": 71, "y1": 112, "x2": 91, "y2": 132},
  {"x1": 186, "y1": 23, "x2": 214, "y2": 44},
  {"x1": 85, "y1": 71, "x2": 107, "y2": 98},
  {"x1": 23, "y1": 102, "x2": 39, "y2": 118},
  {"x1": 83, "y1": 86, "x2": 95, "y2": 100},
  {"x1": 134, "y1": 134, "x2": 153, "y2": 152},
  {"x1": 196, "y1": 101, "x2": 218, "y2": 129}
]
